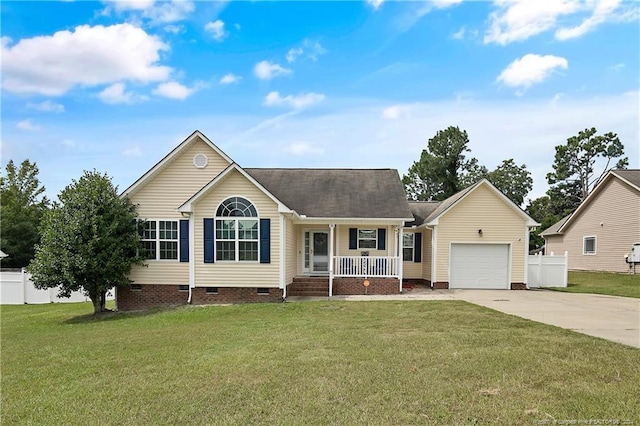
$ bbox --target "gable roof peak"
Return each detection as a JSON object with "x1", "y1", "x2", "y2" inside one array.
[{"x1": 121, "y1": 130, "x2": 233, "y2": 197}]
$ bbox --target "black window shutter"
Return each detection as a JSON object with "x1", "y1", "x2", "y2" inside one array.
[
  {"x1": 260, "y1": 218, "x2": 270, "y2": 264},
  {"x1": 204, "y1": 218, "x2": 214, "y2": 263},
  {"x1": 349, "y1": 228, "x2": 357, "y2": 250},
  {"x1": 414, "y1": 232, "x2": 422, "y2": 263},
  {"x1": 377, "y1": 228, "x2": 386, "y2": 250},
  {"x1": 179, "y1": 220, "x2": 189, "y2": 262}
]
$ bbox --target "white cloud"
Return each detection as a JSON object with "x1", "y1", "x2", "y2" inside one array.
[
  {"x1": 285, "y1": 142, "x2": 324, "y2": 156},
  {"x1": 1, "y1": 24, "x2": 171, "y2": 96},
  {"x1": 555, "y1": 0, "x2": 622, "y2": 40},
  {"x1": 107, "y1": 0, "x2": 195, "y2": 24},
  {"x1": 367, "y1": 0, "x2": 384, "y2": 10},
  {"x1": 264, "y1": 91, "x2": 325, "y2": 109},
  {"x1": 220, "y1": 73, "x2": 241, "y2": 85},
  {"x1": 286, "y1": 47, "x2": 303, "y2": 63},
  {"x1": 108, "y1": 0, "x2": 156, "y2": 12},
  {"x1": 152, "y1": 81, "x2": 194, "y2": 100},
  {"x1": 27, "y1": 100, "x2": 65, "y2": 113},
  {"x1": 451, "y1": 26, "x2": 466, "y2": 40},
  {"x1": 484, "y1": 0, "x2": 637, "y2": 45},
  {"x1": 205, "y1": 20, "x2": 226, "y2": 41},
  {"x1": 286, "y1": 40, "x2": 326, "y2": 63},
  {"x1": 98, "y1": 82, "x2": 139, "y2": 104},
  {"x1": 164, "y1": 24, "x2": 184, "y2": 34},
  {"x1": 608, "y1": 63, "x2": 625, "y2": 72},
  {"x1": 253, "y1": 61, "x2": 292, "y2": 80},
  {"x1": 17, "y1": 119, "x2": 40, "y2": 131},
  {"x1": 497, "y1": 54, "x2": 568, "y2": 92},
  {"x1": 395, "y1": 0, "x2": 463, "y2": 31},
  {"x1": 382, "y1": 105, "x2": 412, "y2": 119},
  {"x1": 484, "y1": 0, "x2": 581, "y2": 45}
]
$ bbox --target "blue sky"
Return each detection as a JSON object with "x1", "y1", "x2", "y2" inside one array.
[{"x1": 1, "y1": 0, "x2": 638, "y2": 203}]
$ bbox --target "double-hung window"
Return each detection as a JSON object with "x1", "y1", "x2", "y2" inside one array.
[
  {"x1": 583, "y1": 236, "x2": 596, "y2": 255},
  {"x1": 215, "y1": 197, "x2": 259, "y2": 262},
  {"x1": 358, "y1": 229, "x2": 377, "y2": 249},
  {"x1": 140, "y1": 220, "x2": 178, "y2": 260},
  {"x1": 403, "y1": 233, "x2": 414, "y2": 261}
]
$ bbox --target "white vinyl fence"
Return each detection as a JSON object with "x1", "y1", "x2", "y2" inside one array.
[
  {"x1": 0, "y1": 269, "x2": 114, "y2": 305},
  {"x1": 528, "y1": 252, "x2": 568, "y2": 288}
]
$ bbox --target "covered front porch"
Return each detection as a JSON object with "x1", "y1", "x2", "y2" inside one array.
[{"x1": 287, "y1": 220, "x2": 407, "y2": 297}]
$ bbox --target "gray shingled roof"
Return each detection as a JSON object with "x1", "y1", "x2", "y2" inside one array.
[
  {"x1": 540, "y1": 214, "x2": 571, "y2": 236},
  {"x1": 612, "y1": 169, "x2": 640, "y2": 190},
  {"x1": 407, "y1": 201, "x2": 441, "y2": 226},
  {"x1": 245, "y1": 168, "x2": 414, "y2": 219}
]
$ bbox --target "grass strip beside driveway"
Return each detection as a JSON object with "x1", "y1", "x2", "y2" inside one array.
[
  {"x1": 548, "y1": 271, "x2": 640, "y2": 298},
  {"x1": 2, "y1": 301, "x2": 639, "y2": 425}
]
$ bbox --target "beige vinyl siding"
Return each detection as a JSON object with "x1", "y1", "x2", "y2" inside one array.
[
  {"x1": 550, "y1": 178, "x2": 640, "y2": 272},
  {"x1": 128, "y1": 137, "x2": 230, "y2": 286},
  {"x1": 335, "y1": 225, "x2": 393, "y2": 257},
  {"x1": 130, "y1": 137, "x2": 231, "y2": 218},
  {"x1": 285, "y1": 219, "x2": 298, "y2": 285},
  {"x1": 435, "y1": 184, "x2": 527, "y2": 284},
  {"x1": 193, "y1": 169, "x2": 280, "y2": 287},
  {"x1": 402, "y1": 231, "x2": 422, "y2": 279},
  {"x1": 544, "y1": 235, "x2": 564, "y2": 257}
]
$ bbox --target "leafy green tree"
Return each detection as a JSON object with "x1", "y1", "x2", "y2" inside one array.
[
  {"x1": 403, "y1": 127, "x2": 532, "y2": 206},
  {"x1": 525, "y1": 196, "x2": 564, "y2": 250},
  {"x1": 29, "y1": 171, "x2": 143, "y2": 314},
  {"x1": 546, "y1": 127, "x2": 628, "y2": 210},
  {"x1": 0, "y1": 160, "x2": 50, "y2": 268},
  {"x1": 403, "y1": 126, "x2": 484, "y2": 201},
  {"x1": 486, "y1": 159, "x2": 533, "y2": 206}
]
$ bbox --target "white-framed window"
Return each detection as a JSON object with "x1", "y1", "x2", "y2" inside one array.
[
  {"x1": 215, "y1": 197, "x2": 259, "y2": 262},
  {"x1": 403, "y1": 233, "x2": 414, "y2": 261},
  {"x1": 583, "y1": 236, "x2": 596, "y2": 255},
  {"x1": 140, "y1": 220, "x2": 178, "y2": 260},
  {"x1": 358, "y1": 229, "x2": 377, "y2": 249}
]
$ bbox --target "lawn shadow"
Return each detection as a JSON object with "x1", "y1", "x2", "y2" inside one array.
[{"x1": 63, "y1": 305, "x2": 182, "y2": 324}]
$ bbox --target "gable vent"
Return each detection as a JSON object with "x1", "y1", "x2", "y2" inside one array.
[{"x1": 193, "y1": 153, "x2": 208, "y2": 168}]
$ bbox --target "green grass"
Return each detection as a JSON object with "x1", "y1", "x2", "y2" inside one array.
[
  {"x1": 2, "y1": 301, "x2": 639, "y2": 425},
  {"x1": 548, "y1": 270, "x2": 640, "y2": 298}
]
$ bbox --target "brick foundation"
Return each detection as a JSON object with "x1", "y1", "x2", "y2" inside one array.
[
  {"x1": 510, "y1": 282, "x2": 527, "y2": 290},
  {"x1": 117, "y1": 284, "x2": 283, "y2": 310},
  {"x1": 402, "y1": 278, "x2": 431, "y2": 286},
  {"x1": 433, "y1": 281, "x2": 449, "y2": 289},
  {"x1": 332, "y1": 277, "x2": 400, "y2": 295}
]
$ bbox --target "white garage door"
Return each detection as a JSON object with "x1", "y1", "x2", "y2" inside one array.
[{"x1": 450, "y1": 244, "x2": 510, "y2": 289}]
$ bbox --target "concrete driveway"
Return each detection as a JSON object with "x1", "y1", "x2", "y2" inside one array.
[
  {"x1": 448, "y1": 289, "x2": 640, "y2": 348},
  {"x1": 302, "y1": 289, "x2": 640, "y2": 348}
]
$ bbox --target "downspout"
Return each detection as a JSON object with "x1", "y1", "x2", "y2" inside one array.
[
  {"x1": 184, "y1": 211, "x2": 195, "y2": 304},
  {"x1": 329, "y1": 223, "x2": 335, "y2": 297},
  {"x1": 280, "y1": 215, "x2": 287, "y2": 301}
]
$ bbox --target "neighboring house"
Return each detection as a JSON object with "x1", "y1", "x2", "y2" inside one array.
[
  {"x1": 117, "y1": 131, "x2": 539, "y2": 310},
  {"x1": 541, "y1": 169, "x2": 640, "y2": 273}
]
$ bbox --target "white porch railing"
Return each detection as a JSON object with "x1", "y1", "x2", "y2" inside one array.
[{"x1": 333, "y1": 256, "x2": 400, "y2": 278}]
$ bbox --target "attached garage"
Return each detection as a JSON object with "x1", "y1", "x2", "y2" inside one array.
[{"x1": 449, "y1": 243, "x2": 510, "y2": 289}]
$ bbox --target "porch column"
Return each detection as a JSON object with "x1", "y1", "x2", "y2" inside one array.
[
  {"x1": 397, "y1": 226, "x2": 403, "y2": 292},
  {"x1": 329, "y1": 223, "x2": 335, "y2": 297}
]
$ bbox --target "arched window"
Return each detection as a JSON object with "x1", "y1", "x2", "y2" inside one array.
[
  {"x1": 215, "y1": 197, "x2": 259, "y2": 261},
  {"x1": 216, "y1": 197, "x2": 257, "y2": 217}
]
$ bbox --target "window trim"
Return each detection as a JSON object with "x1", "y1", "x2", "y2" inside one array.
[
  {"x1": 214, "y1": 196, "x2": 260, "y2": 263},
  {"x1": 583, "y1": 236, "x2": 597, "y2": 255},
  {"x1": 403, "y1": 233, "x2": 414, "y2": 262},
  {"x1": 357, "y1": 229, "x2": 378, "y2": 249},
  {"x1": 140, "y1": 219, "x2": 180, "y2": 261}
]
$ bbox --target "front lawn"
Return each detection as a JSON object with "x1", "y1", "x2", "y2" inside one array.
[
  {"x1": 1, "y1": 301, "x2": 639, "y2": 425},
  {"x1": 548, "y1": 270, "x2": 640, "y2": 298}
]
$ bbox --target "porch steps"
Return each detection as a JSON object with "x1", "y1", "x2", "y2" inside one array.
[{"x1": 287, "y1": 276, "x2": 329, "y2": 297}]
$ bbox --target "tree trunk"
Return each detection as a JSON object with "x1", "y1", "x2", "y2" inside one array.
[
  {"x1": 100, "y1": 290, "x2": 107, "y2": 312},
  {"x1": 91, "y1": 296, "x2": 101, "y2": 315}
]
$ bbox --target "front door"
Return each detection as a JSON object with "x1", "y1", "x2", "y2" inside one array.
[{"x1": 304, "y1": 231, "x2": 329, "y2": 274}]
